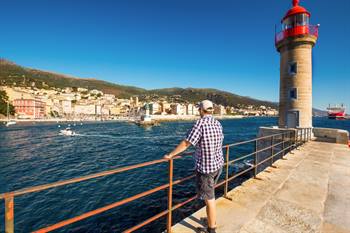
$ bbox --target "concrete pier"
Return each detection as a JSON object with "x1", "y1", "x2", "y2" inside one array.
[{"x1": 172, "y1": 140, "x2": 350, "y2": 233}]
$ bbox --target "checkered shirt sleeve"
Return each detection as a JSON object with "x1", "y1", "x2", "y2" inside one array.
[{"x1": 185, "y1": 119, "x2": 202, "y2": 146}]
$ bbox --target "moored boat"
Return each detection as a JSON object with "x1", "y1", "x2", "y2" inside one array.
[
  {"x1": 5, "y1": 120, "x2": 17, "y2": 127},
  {"x1": 327, "y1": 104, "x2": 346, "y2": 120},
  {"x1": 135, "y1": 103, "x2": 158, "y2": 126},
  {"x1": 59, "y1": 127, "x2": 76, "y2": 136}
]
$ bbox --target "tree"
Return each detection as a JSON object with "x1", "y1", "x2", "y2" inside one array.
[{"x1": 0, "y1": 91, "x2": 15, "y2": 116}]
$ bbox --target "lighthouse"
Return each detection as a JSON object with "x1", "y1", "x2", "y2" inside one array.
[{"x1": 275, "y1": 0, "x2": 319, "y2": 128}]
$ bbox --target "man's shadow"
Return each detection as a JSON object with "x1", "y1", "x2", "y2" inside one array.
[{"x1": 178, "y1": 216, "x2": 207, "y2": 232}]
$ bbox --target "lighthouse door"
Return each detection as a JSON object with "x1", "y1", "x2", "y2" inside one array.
[{"x1": 287, "y1": 111, "x2": 299, "y2": 128}]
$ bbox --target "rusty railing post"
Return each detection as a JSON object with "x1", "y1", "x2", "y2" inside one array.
[
  {"x1": 270, "y1": 135, "x2": 274, "y2": 165},
  {"x1": 254, "y1": 140, "x2": 258, "y2": 177},
  {"x1": 289, "y1": 131, "x2": 293, "y2": 153},
  {"x1": 282, "y1": 132, "x2": 285, "y2": 157},
  {"x1": 224, "y1": 145, "x2": 230, "y2": 198},
  {"x1": 166, "y1": 159, "x2": 174, "y2": 233},
  {"x1": 5, "y1": 194, "x2": 14, "y2": 233}
]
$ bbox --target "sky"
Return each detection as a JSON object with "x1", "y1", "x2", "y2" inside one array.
[{"x1": 0, "y1": 0, "x2": 349, "y2": 111}]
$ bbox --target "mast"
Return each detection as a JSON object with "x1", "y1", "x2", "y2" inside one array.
[{"x1": 7, "y1": 101, "x2": 9, "y2": 120}]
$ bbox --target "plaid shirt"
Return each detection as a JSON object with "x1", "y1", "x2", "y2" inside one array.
[{"x1": 186, "y1": 115, "x2": 224, "y2": 174}]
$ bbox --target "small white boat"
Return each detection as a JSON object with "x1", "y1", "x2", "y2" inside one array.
[
  {"x1": 59, "y1": 127, "x2": 76, "y2": 136},
  {"x1": 5, "y1": 120, "x2": 17, "y2": 127},
  {"x1": 244, "y1": 161, "x2": 255, "y2": 167},
  {"x1": 135, "y1": 103, "x2": 158, "y2": 126}
]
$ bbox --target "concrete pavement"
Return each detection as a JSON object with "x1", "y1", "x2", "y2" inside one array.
[{"x1": 172, "y1": 141, "x2": 350, "y2": 233}]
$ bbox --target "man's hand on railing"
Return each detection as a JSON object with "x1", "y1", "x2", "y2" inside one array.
[
  {"x1": 164, "y1": 140, "x2": 191, "y2": 160},
  {"x1": 163, "y1": 154, "x2": 172, "y2": 160}
]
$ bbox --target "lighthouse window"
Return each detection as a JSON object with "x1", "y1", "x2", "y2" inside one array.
[
  {"x1": 290, "y1": 88, "x2": 298, "y2": 99},
  {"x1": 289, "y1": 62, "x2": 298, "y2": 76},
  {"x1": 296, "y1": 14, "x2": 309, "y2": 26}
]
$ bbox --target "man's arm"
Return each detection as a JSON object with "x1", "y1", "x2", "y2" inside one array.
[{"x1": 163, "y1": 140, "x2": 191, "y2": 159}]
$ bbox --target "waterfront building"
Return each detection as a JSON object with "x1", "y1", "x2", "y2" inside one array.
[
  {"x1": 61, "y1": 100, "x2": 72, "y2": 114},
  {"x1": 102, "y1": 94, "x2": 116, "y2": 102},
  {"x1": 101, "y1": 105, "x2": 110, "y2": 116},
  {"x1": 266, "y1": 109, "x2": 278, "y2": 116},
  {"x1": 110, "y1": 106, "x2": 121, "y2": 116},
  {"x1": 63, "y1": 87, "x2": 73, "y2": 93},
  {"x1": 41, "y1": 98, "x2": 54, "y2": 116},
  {"x1": 90, "y1": 89, "x2": 103, "y2": 96},
  {"x1": 186, "y1": 104, "x2": 194, "y2": 115},
  {"x1": 149, "y1": 102, "x2": 161, "y2": 115},
  {"x1": 74, "y1": 104, "x2": 96, "y2": 115},
  {"x1": 59, "y1": 93, "x2": 76, "y2": 101},
  {"x1": 171, "y1": 103, "x2": 186, "y2": 115},
  {"x1": 1, "y1": 87, "x2": 33, "y2": 101},
  {"x1": 160, "y1": 101, "x2": 171, "y2": 114},
  {"x1": 214, "y1": 104, "x2": 226, "y2": 115},
  {"x1": 192, "y1": 106, "x2": 199, "y2": 115},
  {"x1": 117, "y1": 99, "x2": 131, "y2": 107},
  {"x1": 13, "y1": 98, "x2": 46, "y2": 119},
  {"x1": 275, "y1": 0, "x2": 318, "y2": 128},
  {"x1": 77, "y1": 87, "x2": 88, "y2": 93}
]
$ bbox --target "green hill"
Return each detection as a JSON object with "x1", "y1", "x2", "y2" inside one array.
[
  {"x1": 0, "y1": 59, "x2": 276, "y2": 108},
  {"x1": 0, "y1": 59, "x2": 145, "y2": 98},
  {"x1": 149, "y1": 88, "x2": 276, "y2": 108}
]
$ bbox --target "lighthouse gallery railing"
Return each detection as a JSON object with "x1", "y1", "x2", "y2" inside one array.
[
  {"x1": 275, "y1": 24, "x2": 319, "y2": 44},
  {"x1": 1, "y1": 128, "x2": 313, "y2": 233}
]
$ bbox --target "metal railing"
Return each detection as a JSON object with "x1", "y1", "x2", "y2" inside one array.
[
  {"x1": 275, "y1": 24, "x2": 319, "y2": 44},
  {"x1": 1, "y1": 128, "x2": 313, "y2": 233}
]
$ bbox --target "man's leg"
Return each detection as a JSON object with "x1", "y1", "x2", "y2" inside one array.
[{"x1": 205, "y1": 198, "x2": 216, "y2": 228}]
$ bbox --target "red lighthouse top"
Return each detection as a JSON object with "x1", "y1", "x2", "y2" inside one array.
[
  {"x1": 275, "y1": 0, "x2": 318, "y2": 45},
  {"x1": 283, "y1": 0, "x2": 310, "y2": 21}
]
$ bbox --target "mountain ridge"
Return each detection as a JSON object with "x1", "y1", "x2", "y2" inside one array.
[{"x1": 0, "y1": 58, "x2": 276, "y2": 108}]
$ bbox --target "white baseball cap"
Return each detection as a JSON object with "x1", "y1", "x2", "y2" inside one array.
[{"x1": 197, "y1": 100, "x2": 214, "y2": 111}]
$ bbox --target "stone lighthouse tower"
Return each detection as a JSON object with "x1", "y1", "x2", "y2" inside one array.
[{"x1": 275, "y1": 0, "x2": 319, "y2": 128}]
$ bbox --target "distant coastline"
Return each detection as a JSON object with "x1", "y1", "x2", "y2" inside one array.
[{"x1": 0, "y1": 114, "x2": 246, "y2": 124}]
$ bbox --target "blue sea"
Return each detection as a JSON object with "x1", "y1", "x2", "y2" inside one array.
[{"x1": 0, "y1": 117, "x2": 349, "y2": 232}]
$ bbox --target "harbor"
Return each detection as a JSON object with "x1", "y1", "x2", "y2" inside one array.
[
  {"x1": 1, "y1": 0, "x2": 349, "y2": 232},
  {"x1": 0, "y1": 118, "x2": 349, "y2": 232}
]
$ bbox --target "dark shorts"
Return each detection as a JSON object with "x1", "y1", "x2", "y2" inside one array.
[{"x1": 196, "y1": 168, "x2": 222, "y2": 200}]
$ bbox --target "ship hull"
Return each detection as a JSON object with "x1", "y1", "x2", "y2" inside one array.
[{"x1": 328, "y1": 112, "x2": 346, "y2": 120}]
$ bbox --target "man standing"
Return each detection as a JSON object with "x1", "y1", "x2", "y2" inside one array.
[{"x1": 164, "y1": 100, "x2": 224, "y2": 233}]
